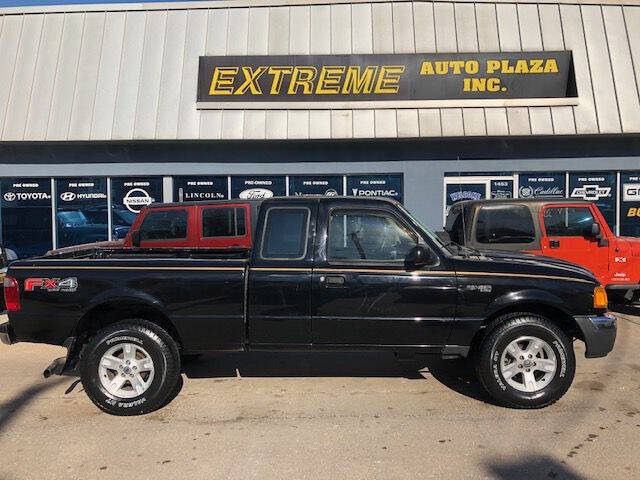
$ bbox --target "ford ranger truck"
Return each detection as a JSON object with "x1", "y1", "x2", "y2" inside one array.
[
  {"x1": 444, "y1": 199, "x2": 640, "y2": 306},
  {"x1": 1, "y1": 197, "x2": 615, "y2": 416}
]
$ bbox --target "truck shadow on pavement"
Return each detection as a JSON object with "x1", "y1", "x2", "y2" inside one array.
[
  {"x1": 0, "y1": 377, "x2": 65, "y2": 433},
  {"x1": 485, "y1": 454, "x2": 588, "y2": 480},
  {"x1": 181, "y1": 352, "x2": 494, "y2": 404}
]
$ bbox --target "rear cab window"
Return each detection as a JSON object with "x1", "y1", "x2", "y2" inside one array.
[
  {"x1": 475, "y1": 204, "x2": 536, "y2": 245},
  {"x1": 260, "y1": 207, "x2": 310, "y2": 260}
]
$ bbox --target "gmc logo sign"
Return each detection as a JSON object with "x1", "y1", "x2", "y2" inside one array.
[
  {"x1": 623, "y1": 183, "x2": 640, "y2": 202},
  {"x1": 25, "y1": 277, "x2": 78, "y2": 293}
]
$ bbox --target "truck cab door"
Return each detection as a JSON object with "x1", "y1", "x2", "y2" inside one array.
[
  {"x1": 311, "y1": 201, "x2": 456, "y2": 348},
  {"x1": 539, "y1": 205, "x2": 610, "y2": 279},
  {"x1": 247, "y1": 201, "x2": 317, "y2": 346}
]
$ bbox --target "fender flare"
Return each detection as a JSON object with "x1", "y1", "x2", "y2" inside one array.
[{"x1": 485, "y1": 288, "x2": 574, "y2": 319}]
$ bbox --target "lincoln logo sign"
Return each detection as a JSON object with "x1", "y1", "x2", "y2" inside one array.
[{"x1": 197, "y1": 52, "x2": 575, "y2": 109}]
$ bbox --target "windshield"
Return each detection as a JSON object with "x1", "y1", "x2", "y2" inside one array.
[
  {"x1": 397, "y1": 204, "x2": 450, "y2": 254},
  {"x1": 114, "y1": 208, "x2": 137, "y2": 226},
  {"x1": 57, "y1": 210, "x2": 88, "y2": 226}
]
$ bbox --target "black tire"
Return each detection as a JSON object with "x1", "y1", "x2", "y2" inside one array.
[
  {"x1": 476, "y1": 313, "x2": 575, "y2": 409},
  {"x1": 79, "y1": 319, "x2": 181, "y2": 416}
]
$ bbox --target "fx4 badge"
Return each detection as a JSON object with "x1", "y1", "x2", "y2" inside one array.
[{"x1": 25, "y1": 277, "x2": 78, "y2": 293}]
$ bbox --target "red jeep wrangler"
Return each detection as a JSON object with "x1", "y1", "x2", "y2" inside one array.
[
  {"x1": 444, "y1": 199, "x2": 640, "y2": 305},
  {"x1": 47, "y1": 200, "x2": 260, "y2": 255}
]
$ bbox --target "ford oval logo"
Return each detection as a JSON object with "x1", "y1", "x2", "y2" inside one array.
[{"x1": 239, "y1": 188, "x2": 273, "y2": 199}]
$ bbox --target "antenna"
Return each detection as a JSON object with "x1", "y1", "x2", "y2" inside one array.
[{"x1": 457, "y1": 155, "x2": 468, "y2": 246}]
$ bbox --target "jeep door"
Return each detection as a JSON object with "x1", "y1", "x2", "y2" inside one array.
[{"x1": 311, "y1": 201, "x2": 456, "y2": 348}]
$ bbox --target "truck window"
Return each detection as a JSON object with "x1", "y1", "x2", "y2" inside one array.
[
  {"x1": 445, "y1": 206, "x2": 465, "y2": 244},
  {"x1": 476, "y1": 205, "x2": 535, "y2": 244},
  {"x1": 139, "y1": 210, "x2": 188, "y2": 241},
  {"x1": 543, "y1": 207, "x2": 596, "y2": 237},
  {"x1": 328, "y1": 210, "x2": 417, "y2": 262},
  {"x1": 261, "y1": 208, "x2": 309, "y2": 260},
  {"x1": 202, "y1": 207, "x2": 246, "y2": 237}
]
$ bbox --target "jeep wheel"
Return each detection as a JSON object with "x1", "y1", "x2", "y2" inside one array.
[
  {"x1": 476, "y1": 313, "x2": 576, "y2": 409},
  {"x1": 79, "y1": 320, "x2": 181, "y2": 416}
]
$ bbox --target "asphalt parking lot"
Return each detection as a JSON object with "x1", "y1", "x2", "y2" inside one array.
[{"x1": 0, "y1": 312, "x2": 638, "y2": 480}]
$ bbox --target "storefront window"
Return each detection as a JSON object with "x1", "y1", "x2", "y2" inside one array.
[
  {"x1": 620, "y1": 172, "x2": 640, "y2": 237},
  {"x1": 173, "y1": 176, "x2": 228, "y2": 202},
  {"x1": 231, "y1": 176, "x2": 286, "y2": 199},
  {"x1": 568, "y1": 173, "x2": 617, "y2": 233},
  {"x1": 111, "y1": 177, "x2": 163, "y2": 239},
  {"x1": 55, "y1": 178, "x2": 108, "y2": 248},
  {"x1": 289, "y1": 175, "x2": 343, "y2": 196},
  {"x1": 347, "y1": 174, "x2": 403, "y2": 203},
  {"x1": 518, "y1": 173, "x2": 566, "y2": 198},
  {"x1": 0, "y1": 178, "x2": 52, "y2": 259}
]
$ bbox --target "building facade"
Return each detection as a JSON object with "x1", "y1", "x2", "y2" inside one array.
[{"x1": 1, "y1": 0, "x2": 639, "y2": 258}]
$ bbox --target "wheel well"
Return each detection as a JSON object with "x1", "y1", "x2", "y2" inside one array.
[
  {"x1": 469, "y1": 302, "x2": 583, "y2": 356},
  {"x1": 73, "y1": 300, "x2": 183, "y2": 349}
]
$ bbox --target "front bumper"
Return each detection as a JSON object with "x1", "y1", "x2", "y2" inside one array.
[
  {"x1": 0, "y1": 322, "x2": 16, "y2": 345},
  {"x1": 574, "y1": 313, "x2": 617, "y2": 358}
]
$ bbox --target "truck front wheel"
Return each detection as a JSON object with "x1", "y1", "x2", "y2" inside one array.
[
  {"x1": 476, "y1": 313, "x2": 576, "y2": 409},
  {"x1": 79, "y1": 319, "x2": 181, "y2": 416}
]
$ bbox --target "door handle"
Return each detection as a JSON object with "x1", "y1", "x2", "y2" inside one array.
[
  {"x1": 549, "y1": 240, "x2": 560, "y2": 248},
  {"x1": 321, "y1": 275, "x2": 345, "y2": 287}
]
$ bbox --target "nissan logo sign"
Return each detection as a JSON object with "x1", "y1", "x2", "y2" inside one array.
[
  {"x1": 123, "y1": 188, "x2": 153, "y2": 213},
  {"x1": 60, "y1": 192, "x2": 77, "y2": 202}
]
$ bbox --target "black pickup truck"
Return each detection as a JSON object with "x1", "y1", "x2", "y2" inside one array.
[{"x1": 1, "y1": 197, "x2": 615, "y2": 415}]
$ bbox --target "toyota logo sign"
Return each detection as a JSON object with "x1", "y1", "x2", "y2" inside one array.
[
  {"x1": 3, "y1": 192, "x2": 16, "y2": 202},
  {"x1": 59, "y1": 192, "x2": 77, "y2": 202}
]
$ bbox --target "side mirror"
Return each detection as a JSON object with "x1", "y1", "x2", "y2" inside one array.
[
  {"x1": 131, "y1": 230, "x2": 141, "y2": 248},
  {"x1": 405, "y1": 245, "x2": 437, "y2": 269},
  {"x1": 590, "y1": 222, "x2": 601, "y2": 237}
]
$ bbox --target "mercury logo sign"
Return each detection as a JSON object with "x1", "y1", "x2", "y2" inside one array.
[
  {"x1": 571, "y1": 185, "x2": 611, "y2": 201},
  {"x1": 325, "y1": 189, "x2": 339, "y2": 196},
  {"x1": 239, "y1": 188, "x2": 273, "y2": 199},
  {"x1": 123, "y1": 188, "x2": 153, "y2": 213}
]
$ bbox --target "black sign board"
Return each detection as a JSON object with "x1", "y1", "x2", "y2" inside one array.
[
  {"x1": 490, "y1": 180, "x2": 513, "y2": 199},
  {"x1": 289, "y1": 175, "x2": 343, "y2": 196},
  {"x1": 568, "y1": 173, "x2": 617, "y2": 232},
  {"x1": 55, "y1": 178, "x2": 108, "y2": 248},
  {"x1": 174, "y1": 176, "x2": 229, "y2": 202},
  {"x1": 1, "y1": 178, "x2": 52, "y2": 258},
  {"x1": 620, "y1": 172, "x2": 640, "y2": 236},
  {"x1": 518, "y1": 173, "x2": 566, "y2": 198},
  {"x1": 112, "y1": 178, "x2": 162, "y2": 215},
  {"x1": 198, "y1": 52, "x2": 574, "y2": 107},
  {"x1": 347, "y1": 175, "x2": 403, "y2": 203},
  {"x1": 231, "y1": 176, "x2": 286, "y2": 199}
]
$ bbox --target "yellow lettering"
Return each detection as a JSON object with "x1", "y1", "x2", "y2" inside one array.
[
  {"x1": 288, "y1": 66, "x2": 317, "y2": 94},
  {"x1": 544, "y1": 59, "x2": 559, "y2": 73},
  {"x1": 487, "y1": 78, "x2": 501, "y2": 92},
  {"x1": 342, "y1": 66, "x2": 378, "y2": 94},
  {"x1": 487, "y1": 60, "x2": 501, "y2": 74},
  {"x1": 530, "y1": 59, "x2": 543, "y2": 74},
  {"x1": 501, "y1": 60, "x2": 514, "y2": 74},
  {"x1": 267, "y1": 66, "x2": 293, "y2": 94},
  {"x1": 472, "y1": 78, "x2": 487, "y2": 91},
  {"x1": 515, "y1": 60, "x2": 529, "y2": 74},
  {"x1": 420, "y1": 62, "x2": 434, "y2": 75},
  {"x1": 450, "y1": 61, "x2": 465, "y2": 75},
  {"x1": 465, "y1": 60, "x2": 479, "y2": 74},
  {"x1": 435, "y1": 61, "x2": 448, "y2": 75},
  {"x1": 209, "y1": 67, "x2": 238, "y2": 95},
  {"x1": 233, "y1": 66, "x2": 268, "y2": 95},
  {"x1": 374, "y1": 66, "x2": 405, "y2": 94},
  {"x1": 316, "y1": 66, "x2": 346, "y2": 94}
]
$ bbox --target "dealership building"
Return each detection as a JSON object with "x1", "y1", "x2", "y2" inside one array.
[{"x1": 1, "y1": 0, "x2": 640, "y2": 258}]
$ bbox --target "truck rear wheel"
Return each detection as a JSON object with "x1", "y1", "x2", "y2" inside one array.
[
  {"x1": 79, "y1": 319, "x2": 181, "y2": 416},
  {"x1": 476, "y1": 313, "x2": 575, "y2": 409}
]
